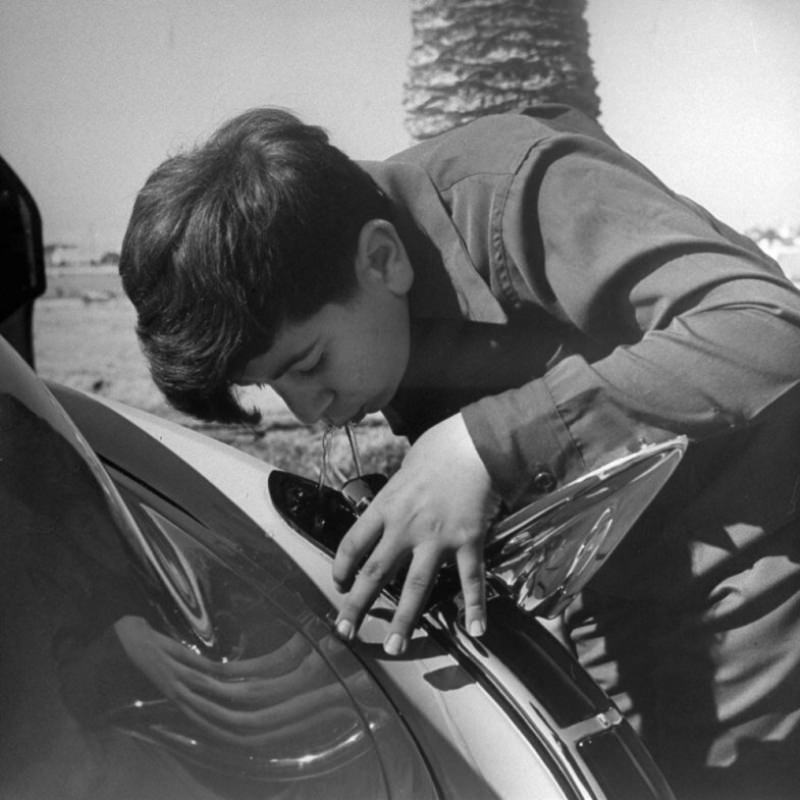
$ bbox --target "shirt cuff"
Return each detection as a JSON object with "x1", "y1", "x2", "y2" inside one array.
[
  {"x1": 462, "y1": 354, "x2": 670, "y2": 510},
  {"x1": 461, "y1": 366, "x2": 580, "y2": 510}
]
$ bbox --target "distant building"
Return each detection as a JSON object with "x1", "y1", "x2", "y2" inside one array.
[{"x1": 44, "y1": 243, "x2": 100, "y2": 268}]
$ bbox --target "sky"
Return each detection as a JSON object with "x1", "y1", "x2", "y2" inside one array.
[{"x1": 1, "y1": 0, "x2": 799, "y2": 257}]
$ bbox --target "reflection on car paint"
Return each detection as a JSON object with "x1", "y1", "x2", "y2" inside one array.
[{"x1": 0, "y1": 340, "x2": 439, "y2": 799}]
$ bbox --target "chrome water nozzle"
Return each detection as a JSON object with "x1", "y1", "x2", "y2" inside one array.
[{"x1": 340, "y1": 423, "x2": 387, "y2": 514}]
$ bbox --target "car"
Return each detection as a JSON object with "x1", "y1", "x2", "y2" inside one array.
[
  {"x1": 1, "y1": 159, "x2": 682, "y2": 799},
  {"x1": 0, "y1": 155, "x2": 45, "y2": 367}
]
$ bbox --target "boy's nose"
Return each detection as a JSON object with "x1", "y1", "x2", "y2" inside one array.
[{"x1": 281, "y1": 385, "x2": 334, "y2": 425}]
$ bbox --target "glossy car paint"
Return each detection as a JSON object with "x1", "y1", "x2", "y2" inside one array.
[
  {"x1": 52, "y1": 376, "x2": 675, "y2": 800},
  {"x1": 0, "y1": 331, "x2": 674, "y2": 798},
  {"x1": 53, "y1": 381, "x2": 571, "y2": 799}
]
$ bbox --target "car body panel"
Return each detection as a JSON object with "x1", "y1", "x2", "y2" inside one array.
[
  {"x1": 51, "y1": 380, "x2": 573, "y2": 799},
  {"x1": 51, "y1": 378, "x2": 675, "y2": 800},
  {"x1": 0, "y1": 330, "x2": 675, "y2": 799}
]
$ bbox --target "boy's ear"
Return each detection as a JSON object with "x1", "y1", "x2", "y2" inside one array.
[{"x1": 354, "y1": 219, "x2": 413, "y2": 296}]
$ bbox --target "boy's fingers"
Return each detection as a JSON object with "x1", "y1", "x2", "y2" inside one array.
[
  {"x1": 456, "y1": 543, "x2": 487, "y2": 637},
  {"x1": 383, "y1": 550, "x2": 440, "y2": 655},
  {"x1": 334, "y1": 540, "x2": 399, "y2": 640},
  {"x1": 332, "y1": 506, "x2": 384, "y2": 591}
]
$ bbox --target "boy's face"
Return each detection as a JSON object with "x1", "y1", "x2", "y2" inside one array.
[{"x1": 236, "y1": 221, "x2": 413, "y2": 426}]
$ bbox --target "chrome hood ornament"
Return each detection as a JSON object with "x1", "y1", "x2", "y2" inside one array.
[
  {"x1": 276, "y1": 424, "x2": 686, "y2": 619},
  {"x1": 483, "y1": 438, "x2": 686, "y2": 617}
]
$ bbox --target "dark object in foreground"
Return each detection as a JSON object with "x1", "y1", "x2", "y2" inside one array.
[{"x1": 0, "y1": 155, "x2": 45, "y2": 366}]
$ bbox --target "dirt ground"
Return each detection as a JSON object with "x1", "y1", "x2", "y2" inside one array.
[{"x1": 33, "y1": 269, "x2": 408, "y2": 482}]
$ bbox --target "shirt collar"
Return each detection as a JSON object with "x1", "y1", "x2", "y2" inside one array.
[{"x1": 360, "y1": 159, "x2": 507, "y2": 325}]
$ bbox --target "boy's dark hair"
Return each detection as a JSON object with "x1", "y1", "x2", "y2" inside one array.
[{"x1": 119, "y1": 108, "x2": 392, "y2": 423}]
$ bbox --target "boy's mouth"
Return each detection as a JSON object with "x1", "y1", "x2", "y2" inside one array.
[{"x1": 325, "y1": 406, "x2": 366, "y2": 428}]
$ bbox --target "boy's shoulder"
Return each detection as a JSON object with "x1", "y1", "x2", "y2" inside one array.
[{"x1": 385, "y1": 105, "x2": 616, "y2": 190}]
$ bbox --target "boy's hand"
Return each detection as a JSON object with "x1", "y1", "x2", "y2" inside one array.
[{"x1": 332, "y1": 413, "x2": 499, "y2": 655}]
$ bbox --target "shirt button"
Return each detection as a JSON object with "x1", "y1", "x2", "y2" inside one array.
[{"x1": 532, "y1": 469, "x2": 557, "y2": 494}]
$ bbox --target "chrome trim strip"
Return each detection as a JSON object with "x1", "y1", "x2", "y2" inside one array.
[
  {"x1": 561, "y1": 709, "x2": 625, "y2": 744},
  {"x1": 425, "y1": 609, "x2": 604, "y2": 800}
]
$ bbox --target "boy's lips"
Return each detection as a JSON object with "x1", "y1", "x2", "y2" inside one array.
[{"x1": 325, "y1": 405, "x2": 366, "y2": 427}]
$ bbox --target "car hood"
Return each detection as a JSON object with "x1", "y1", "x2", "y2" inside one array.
[{"x1": 0, "y1": 338, "x2": 437, "y2": 798}]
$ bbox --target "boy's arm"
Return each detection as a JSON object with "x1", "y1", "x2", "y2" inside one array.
[
  {"x1": 334, "y1": 127, "x2": 800, "y2": 653},
  {"x1": 463, "y1": 133, "x2": 800, "y2": 509}
]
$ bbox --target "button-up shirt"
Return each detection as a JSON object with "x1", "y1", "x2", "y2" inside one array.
[{"x1": 363, "y1": 106, "x2": 800, "y2": 798}]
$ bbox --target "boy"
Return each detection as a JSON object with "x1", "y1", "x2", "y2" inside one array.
[{"x1": 121, "y1": 105, "x2": 800, "y2": 798}]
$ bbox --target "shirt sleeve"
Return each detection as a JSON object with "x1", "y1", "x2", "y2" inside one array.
[{"x1": 461, "y1": 131, "x2": 800, "y2": 509}]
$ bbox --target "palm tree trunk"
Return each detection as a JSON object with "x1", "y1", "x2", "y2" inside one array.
[{"x1": 404, "y1": 0, "x2": 600, "y2": 141}]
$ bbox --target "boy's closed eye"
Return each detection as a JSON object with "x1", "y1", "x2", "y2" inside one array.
[{"x1": 292, "y1": 352, "x2": 325, "y2": 378}]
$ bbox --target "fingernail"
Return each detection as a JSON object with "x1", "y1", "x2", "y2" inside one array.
[
  {"x1": 335, "y1": 618, "x2": 354, "y2": 641},
  {"x1": 469, "y1": 619, "x2": 486, "y2": 637},
  {"x1": 384, "y1": 633, "x2": 407, "y2": 656}
]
